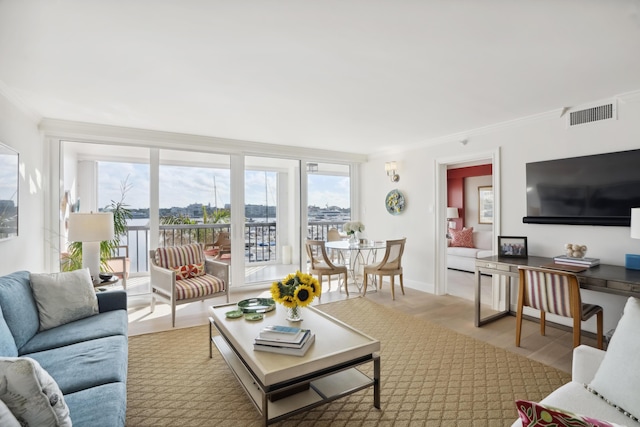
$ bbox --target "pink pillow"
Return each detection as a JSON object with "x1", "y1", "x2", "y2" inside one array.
[
  {"x1": 170, "y1": 262, "x2": 205, "y2": 281},
  {"x1": 449, "y1": 227, "x2": 474, "y2": 248},
  {"x1": 515, "y1": 400, "x2": 622, "y2": 427}
]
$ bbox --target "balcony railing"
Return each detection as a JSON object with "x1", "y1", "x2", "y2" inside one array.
[{"x1": 122, "y1": 221, "x2": 346, "y2": 274}]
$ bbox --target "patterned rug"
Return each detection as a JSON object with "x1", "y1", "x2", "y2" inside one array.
[{"x1": 126, "y1": 297, "x2": 570, "y2": 426}]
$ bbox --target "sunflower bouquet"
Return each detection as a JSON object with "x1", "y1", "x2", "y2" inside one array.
[{"x1": 271, "y1": 271, "x2": 321, "y2": 308}]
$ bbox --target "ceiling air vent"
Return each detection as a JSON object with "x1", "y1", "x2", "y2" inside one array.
[{"x1": 568, "y1": 100, "x2": 617, "y2": 127}]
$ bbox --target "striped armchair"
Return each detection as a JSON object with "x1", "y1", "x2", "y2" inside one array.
[{"x1": 149, "y1": 243, "x2": 229, "y2": 327}]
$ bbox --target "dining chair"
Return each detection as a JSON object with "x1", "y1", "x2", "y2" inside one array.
[
  {"x1": 363, "y1": 238, "x2": 406, "y2": 300},
  {"x1": 305, "y1": 240, "x2": 348, "y2": 296},
  {"x1": 516, "y1": 266, "x2": 603, "y2": 349},
  {"x1": 326, "y1": 227, "x2": 345, "y2": 263}
]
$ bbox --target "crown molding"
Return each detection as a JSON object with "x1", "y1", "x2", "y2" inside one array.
[
  {"x1": 38, "y1": 118, "x2": 368, "y2": 163},
  {"x1": 0, "y1": 79, "x2": 42, "y2": 124}
]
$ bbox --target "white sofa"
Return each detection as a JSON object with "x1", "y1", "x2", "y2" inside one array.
[
  {"x1": 512, "y1": 296, "x2": 640, "y2": 426},
  {"x1": 446, "y1": 230, "x2": 493, "y2": 273}
]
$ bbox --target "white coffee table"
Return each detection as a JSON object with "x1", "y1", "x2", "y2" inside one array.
[{"x1": 209, "y1": 303, "x2": 381, "y2": 426}]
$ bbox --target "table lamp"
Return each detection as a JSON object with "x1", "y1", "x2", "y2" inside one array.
[
  {"x1": 446, "y1": 207, "x2": 459, "y2": 238},
  {"x1": 627, "y1": 208, "x2": 640, "y2": 270},
  {"x1": 68, "y1": 212, "x2": 114, "y2": 284}
]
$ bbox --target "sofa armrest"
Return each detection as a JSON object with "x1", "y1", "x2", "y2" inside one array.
[
  {"x1": 97, "y1": 290, "x2": 127, "y2": 312},
  {"x1": 572, "y1": 344, "x2": 606, "y2": 384}
]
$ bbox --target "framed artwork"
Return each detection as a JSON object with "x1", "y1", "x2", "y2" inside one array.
[
  {"x1": 478, "y1": 186, "x2": 493, "y2": 224},
  {"x1": 0, "y1": 142, "x2": 19, "y2": 241},
  {"x1": 498, "y1": 236, "x2": 528, "y2": 258}
]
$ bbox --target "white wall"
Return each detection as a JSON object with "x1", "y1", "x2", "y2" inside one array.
[
  {"x1": 362, "y1": 91, "x2": 640, "y2": 332},
  {"x1": 0, "y1": 91, "x2": 46, "y2": 275}
]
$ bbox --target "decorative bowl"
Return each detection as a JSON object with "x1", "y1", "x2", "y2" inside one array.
[{"x1": 237, "y1": 298, "x2": 276, "y2": 313}]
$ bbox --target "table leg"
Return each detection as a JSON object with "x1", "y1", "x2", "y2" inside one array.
[
  {"x1": 373, "y1": 354, "x2": 381, "y2": 409},
  {"x1": 262, "y1": 392, "x2": 268, "y2": 427},
  {"x1": 475, "y1": 268, "x2": 512, "y2": 327}
]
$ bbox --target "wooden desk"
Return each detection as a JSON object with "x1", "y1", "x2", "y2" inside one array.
[{"x1": 474, "y1": 255, "x2": 640, "y2": 327}]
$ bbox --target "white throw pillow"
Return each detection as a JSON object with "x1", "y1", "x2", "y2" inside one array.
[
  {"x1": 0, "y1": 399, "x2": 21, "y2": 427},
  {"x1": 588, "y1": 296, "x2": 640, "y2": 422},
  {"x1": 0, "y1": 357, "x2": 71, "y2": 426},
  {"x1": 30, "y1": 268, "x2": 99, "y2": 331}
]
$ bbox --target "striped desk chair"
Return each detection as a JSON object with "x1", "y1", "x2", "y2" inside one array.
[
  {"x1": 150, "y1": 243, "x2": 229, "y2": 327},
  {"x1": 516, "y1": 266, "x2": 603, "y2": 349}
]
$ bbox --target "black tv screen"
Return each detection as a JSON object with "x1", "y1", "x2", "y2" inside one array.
[{"x1": 524, "y1": 149, "x2": 640, "y2": 226}]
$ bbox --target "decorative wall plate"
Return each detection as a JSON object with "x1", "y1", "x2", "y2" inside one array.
[{"x1": 385, "y1": 189, "x2": 405, "y2": 215}]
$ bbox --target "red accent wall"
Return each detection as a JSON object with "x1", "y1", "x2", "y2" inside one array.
[{"x1": 447, "y1": 164, "x2": 492, "y2": 229}]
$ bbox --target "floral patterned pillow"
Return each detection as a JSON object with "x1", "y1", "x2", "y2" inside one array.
[
  {"x1": 449, "y1": 227, "x2": 474, "y2": 248},
  {"x1": 515, "y1": 400, "x2": 624, "y2": 427},
  {"x1": 0, "y1": 357, "x2": 71, "y2": 426},
  {"x1": 170, "y1": 262, "x2": 205, "y2": 280}
]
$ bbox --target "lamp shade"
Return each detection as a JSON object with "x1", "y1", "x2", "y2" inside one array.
[
  {"x1": 385, "y1": 161, "x2": 397, "y2": 172},
  {"x1": 631, "y1": 208, "x2": 640, "y2": 239},
  {"x1": 68, "y1": 212, "x2": 115, "y2": 242},
  {"x1": 446, "y1": 207, "x2": 459, "y2": 219}
]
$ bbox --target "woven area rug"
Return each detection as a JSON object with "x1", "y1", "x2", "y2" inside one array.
[{"x1": 126, "y1": 297, "x2": 570, "y2": 426}]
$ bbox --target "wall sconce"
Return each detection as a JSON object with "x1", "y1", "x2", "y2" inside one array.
[
  {"x1": 385, "y1": 161, "x2": 399, "y2": 182},
  {"x1": 306, "y1": 162, "x2": 318, "y2": 173}
]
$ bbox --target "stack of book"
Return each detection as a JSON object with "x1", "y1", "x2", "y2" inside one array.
[
  {"x1": 553, "y1": 255, "x2": 601, "y2": 267},
  {"x1": 253, "y1": 325, "x2": 315, "y2": 356}
]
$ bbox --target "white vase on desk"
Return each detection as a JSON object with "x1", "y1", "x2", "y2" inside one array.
[{"x1": 349, "y1": 233, "x2": 358, "y2": 247}]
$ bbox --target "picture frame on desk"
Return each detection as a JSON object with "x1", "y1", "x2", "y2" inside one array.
[{"x1": 498, "y1": 236, "x2": 528, "y2": 258}]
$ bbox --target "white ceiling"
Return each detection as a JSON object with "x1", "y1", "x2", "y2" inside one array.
[{"x1": 1, "y1": 1, "x2": 640, "y2": 155}]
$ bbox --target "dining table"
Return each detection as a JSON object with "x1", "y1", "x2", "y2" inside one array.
[{"x1": 324, "y1": 240, "x2": 387, "y2": 293}]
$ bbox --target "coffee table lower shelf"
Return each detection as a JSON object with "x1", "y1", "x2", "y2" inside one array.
[{"x1": 212, "y1": 335, "x2": 379, "y2": 425}]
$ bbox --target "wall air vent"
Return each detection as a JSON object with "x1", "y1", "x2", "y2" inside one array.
[{"x1": 567, "y1": 100, "x2": 616, "y2": 127}]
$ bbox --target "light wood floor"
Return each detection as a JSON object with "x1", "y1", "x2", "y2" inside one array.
[{"x1": 126, "y1": 269, "x2": 599, "y2": 374}]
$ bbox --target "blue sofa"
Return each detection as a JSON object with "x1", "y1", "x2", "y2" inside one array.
[{"x1": 0, "y1": 271, "x2": 128, "y2": 426}]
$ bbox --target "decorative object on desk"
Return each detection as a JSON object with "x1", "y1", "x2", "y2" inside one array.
[
  {"x1": 344, "y1": 221, "x2": 365, "y2": 246},
  {"x1": 553, "y1": 255, "x2": 600, "y2": 267},
  {"x1": 626, "y1": 207, "x2": 640, "y2": 270},
  {"x1": 270, "y1": 271, "x2": 321, "y2": 322},
  {"x1": 385, "y1": 189, "x2": 405, "y2": 215},
  {"x1": 565, "y1": 243, "x2": 587, "y2": 258},
  {"x1": 497, "y1": 236, "x2": 528, "y2": 258}
]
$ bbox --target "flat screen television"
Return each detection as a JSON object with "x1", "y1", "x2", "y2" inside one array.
[{"x1": 523, "y1": 149, "x2": 640, "y2": 226}]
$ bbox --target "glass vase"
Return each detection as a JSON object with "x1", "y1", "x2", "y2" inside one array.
[
  {"x1": 287, "y1": 305, "x2": 303, "y2": 322},
  {"x1": 349, "y1": 233, "x2": 358, "y2": 247}
]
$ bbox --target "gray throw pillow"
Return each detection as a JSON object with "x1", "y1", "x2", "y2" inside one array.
[{"x1": 29, "y1": 268, "x2": 99, "y2": 331}]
